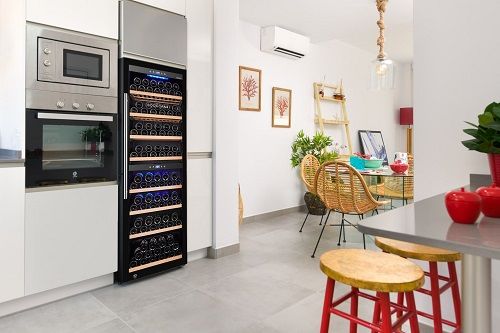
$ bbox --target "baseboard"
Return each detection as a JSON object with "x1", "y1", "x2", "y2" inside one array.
[
  {"x1": 207, "y1": 243, "x2": 240, "y2": 259},
  {"x1": 0, "y1": 274, "x2": 113, "y2": 318},
  {"x1": 243, "y1": 205, "x2": 306, "y2": 223},
  {"x1": 188, "y1": 248, "x2": 208, "y2": 262}
]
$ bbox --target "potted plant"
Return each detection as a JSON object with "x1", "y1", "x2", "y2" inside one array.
[
  {"x1": 462, "y1": 102, "x2": 500, "y2": 184},
  {"x1": 81, "y1": 124, "x2": 112, "y2": 152},
  {"x1": 291, "y1": 130, "x2": 340, "y2": 220},
  {"x1": 290, "y1": 130, "x2": 339, "y2": 167}
]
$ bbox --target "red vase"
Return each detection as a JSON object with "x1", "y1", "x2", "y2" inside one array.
[{"x1": 488, "y1": 153, "x2": 500, "y2": 186}]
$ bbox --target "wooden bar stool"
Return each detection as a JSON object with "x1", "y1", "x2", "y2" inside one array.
[
  {"x1": 375, "y1": 237, "x2": 462, "y2": 333},
  {"x1": 320, "y1": 249, "x2": 424, "y2": 333}
]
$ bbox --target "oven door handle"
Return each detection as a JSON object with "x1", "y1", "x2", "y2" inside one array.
[
  {"x1": 37, "y1": 113, "x2": 114, "y2": 122},
  {"x1": 123, "y1": 93, "x2": 128, "y2": 200}
]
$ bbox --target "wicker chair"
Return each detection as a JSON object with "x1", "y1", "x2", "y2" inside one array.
[
  {"x1": 299, "y1": 155, "x2": 327, "y2": 232},
  {"x1": 311, "y1": 161, "x2": 389, "y2": 258},
  {"x1": 369, "y1": 155, "x2": 414, "y2": 206}
]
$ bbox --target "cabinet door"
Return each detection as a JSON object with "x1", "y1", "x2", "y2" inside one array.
[
  {"x1": 26, "y1": 0, "x2": 118, "y2": 39},
  {"x1": 186, "y1": 0, "x2": 213, "y2": 153},
  {"x1": 25, "y1": 184, "x2": 118, "y2": 295},
  {"x1": 187, "y1": 158, "x2": 212, "y2": 251},
  {"x1": 133, "y1": 0, "x2": 186, "y2": 16},
  {"x1": 0, "y1": 166, "x2": 25, "y2": 303}
]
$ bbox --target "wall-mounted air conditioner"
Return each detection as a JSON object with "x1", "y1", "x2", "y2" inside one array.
[{"x1": 260, "y1": 26, "x2": 310, "y2": 59}]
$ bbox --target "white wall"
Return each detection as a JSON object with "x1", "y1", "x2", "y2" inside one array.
[
  {"x1": 414, "y1": 0, "x2": 500, "y2": 326},
  {"x1": 237, "y1": 20, "x2": 412, "y2": 217},
  {"x1": 212, "y1": 0, "x2": 240, "y2": 249}
]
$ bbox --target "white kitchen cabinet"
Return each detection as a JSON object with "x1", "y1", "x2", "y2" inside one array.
[
  {"x1": 187, "y1": 158, "x2": 212, "y2": 251},
  {"x1": 0, "y1": 166, "x2": 25, "y2": 303},
  {"x1": 25, "y1": 184, "x2": 118, "y2": 295},
  {"x1": 26, "y1": 0, "x2": 118, "y2": 39},
  {"x1": 133, "y1": 0, "x2": 186, "y2": 16},
  {"x1": 186, "y1": 0, "x2": 213, "y2": 153}
]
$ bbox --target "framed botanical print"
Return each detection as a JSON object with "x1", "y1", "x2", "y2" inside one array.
[
  {"x1": 272, "y1": 87, "x2": 292, "y2": 128},
  {"x1": 239, "y1": 66, "x2": 261, "y2": 111}
]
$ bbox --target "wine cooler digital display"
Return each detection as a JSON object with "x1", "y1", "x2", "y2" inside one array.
[{"x1": 118, "y1": 58, "x2": 187, "y2": 283}]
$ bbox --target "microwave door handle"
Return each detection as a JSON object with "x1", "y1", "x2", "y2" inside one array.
[
  {"x1": 123, "y1": 93, "x2": 128, "y2": 200},
  {"x1": 37, "y1": 113, "x2": 114, "y2": 122}
]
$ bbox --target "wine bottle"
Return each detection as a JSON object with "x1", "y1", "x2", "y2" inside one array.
[
  {"x1": 133, "y1": 217, "x2": 143, "y2": 228},
  {"x1": 146, "y1": 87, "x2": 153, "y2": 93},
  {"x1": 165, "y1": 82, "x2": 172, "y2": 89},
  {"x1": 154, "y1": 172, "x2": 162, "y2": 182},
  {"x1": 162, "y1": 172, "x2": 169, "y2": 181},
  {"x1": 145, "y1": 193, "x2": 154, "y2": 204},
  {"x1": 158, "y1": 81, "x2": 164, "y2": 88},
  {"x1": 133, "y1": 194, "x2": 143, "y2": 205},
  {"x1": 145, "y1": 172, "x2": 153, "y2": 182},
  {"x1": 130, "y1": 227, "x2": 138, "y2": 235},
  {"x1": 130, "y1": 261, "x2": 138, "y2": 268},
  {"x1": 135, "y1": 145, "x2": 143, "y2": 153},
  {"x1": 171, "y1": 212, "x2": 178, "y2": 221},
  {"x1": 154, "y1": 194, "x2": 162, "y2": 203},
  {"x1": 142, "y1": 78, "x2": 149, "y2": 86},
  {"x1": 173, "y1": 83, "x2": 180, "y2": 90},
  {"x1": 171, "y1": 191, "x2": 179, "y2": 201},
  {"x1": 162, "y1": 193, "x2": 170, "y2": 202},
  {"x1": 171, "y1": 172, "x2": 178, "y2": 181},
  {"x1": 130, "y1": 129, "x2": 138, "y2": 135},
  {"x1": 150, "y1": 80, "x2": 157, "y2": 87},
  {"x1": 130, "y1": 106, "x2": 138, "y2": 113},
  {"x1": 154, "y1": 216, "x2": 162, "y2": 225},
  {"x1": 134, "y1": 173, "x2": 143, "y2": 183},
  {"x1": 140, "y1": 203, "x2": 148, "y2": 210},
  {"x1": 150, "y1": 130, "x2": 157, "y2": 136},
  {"x1": 133, "y1": 77, "x2": 141, "y2": 85},
  {"x1": 145, "y1": 216, "x2": 153, "y2": 226},
  {"x1": 145, "y1": 145, "x2": 153, "y2": 153},
  {"x1": 138, "y1": 85, "x2": 145, "y2": 92},
  {"x1": 130, "y1": 205, "x2": 138, "y2": 211}
]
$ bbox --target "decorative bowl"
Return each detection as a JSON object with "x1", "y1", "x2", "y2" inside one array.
[
  {"x1": 390, "y1": 163, "x2": 408, "y2": 174},
  {"x1": 476, "y1": 185, "x2": 500, "y2": 218},
  {"x1": 445, "y1": 188, "x2": 482, "y2": 224},
  {"x1": 364, "y1": 159, "x2": 383, "y2": 169}
]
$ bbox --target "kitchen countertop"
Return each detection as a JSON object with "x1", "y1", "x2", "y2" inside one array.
[
  {"x1": 358, "y1": 189, "x2": 500, "y2": 260},
  {"x1": 0, "y1": 149, "x2": 24, "y2": 164}
]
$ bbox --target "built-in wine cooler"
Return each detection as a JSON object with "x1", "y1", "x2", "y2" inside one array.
[{"x1": 117, "y1": 57, "x2": 187, "y2": 283}]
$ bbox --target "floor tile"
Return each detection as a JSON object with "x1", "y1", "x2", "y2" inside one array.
[
  {"x1": 82, "y1": 318, "x2": 135, "y2": 333},
  {"x1": 0, "y1": 294, "x2": 116, "y2": 333},
  {"x1": 92, "y1": 272, "x2": 193, "y2": 321},
  {"x1": 124, "y1": 290, "x2": 257, "y2": 333}
]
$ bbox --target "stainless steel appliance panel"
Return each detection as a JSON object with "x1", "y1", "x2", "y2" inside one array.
[
  {"x1": 26, "y1": 23, "x2": 117, "y2": 97},
  {"x1": 120, "y1": 1, "x2": 187, "y2": 66}
]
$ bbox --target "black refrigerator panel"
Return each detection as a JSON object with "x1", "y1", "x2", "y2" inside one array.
[{"x1": 117, "y1": 57, "x2": 187, "y2": 283}]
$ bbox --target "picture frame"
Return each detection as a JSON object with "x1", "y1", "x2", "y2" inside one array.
[
  {"x1": 272, "y1": 87, "x2": 292, "y2": 128},
  {"x1": 239, "y1": 66, "x2": 261, "y2": 111},
  {"x1": 358, "y1": 130, "x2": 389, "y2": 165}
]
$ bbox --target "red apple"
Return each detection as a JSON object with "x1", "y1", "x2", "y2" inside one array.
[
  {"x1": 476, "y1": 185, "x2": 500, "y2": 218},
  {"x1": 445, "y1": 188, "x2": 482, "y2": 224}
]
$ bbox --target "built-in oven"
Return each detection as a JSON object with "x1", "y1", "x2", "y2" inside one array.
[{"x1": 25, "y1": 110, "x2": 117, "y2": 188}]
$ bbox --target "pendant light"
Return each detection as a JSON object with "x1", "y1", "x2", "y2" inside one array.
[{"x1": 370, "y1": 0, "x2": 395, "y2": 90}]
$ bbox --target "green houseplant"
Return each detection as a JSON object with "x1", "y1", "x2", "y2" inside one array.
[
  {"x1": 290, "y1": 130, "x2": 339, "y2": 168},
  {"x1": 462, "y1": 102, "x2": 500, "y2": 184}
]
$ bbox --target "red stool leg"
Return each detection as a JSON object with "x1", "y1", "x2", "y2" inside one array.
[
  {"x1": 448, "y1": 262, "x2": 462, "y2": 328},
  {"x1": 396, "y1": 292, "x2": 404, "y2": 318},
  {"x1": 429, "y1": 262, "x2": 443, "y2": 333},
  {"x1": 405, "y1": 291, "x2": 420, "y2": 333},
  {"x1": 379, "y1": 292, "x2": 393, "y2": 333},
  {"x1": 350, "y1": 287, "x2": 359, "y2": 333},
  {"x1": 371, "y1": 292, "x2": 381, "y2": 333},
  {"x1": 320, "y1": 278, "x2": 335, "y2": 333}
]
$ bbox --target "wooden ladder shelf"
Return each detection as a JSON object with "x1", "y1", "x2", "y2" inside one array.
[{"x1": 313, "y1": 82, "x2": 353, "y2": 155}]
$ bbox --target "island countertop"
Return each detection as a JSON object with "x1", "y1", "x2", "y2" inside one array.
[{"x1": 358, "y1": 191, "x2": 500, "y2": 260}]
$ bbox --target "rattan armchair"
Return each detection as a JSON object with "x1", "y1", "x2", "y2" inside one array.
[
  {"x1": 311, "y1": 161, "x2": 389, "y2": 257},
  {"x1": 369, "y1": 155, "x2": 414, "y2": 206},
  {"x1": 299, "y1": 155, "x2": 326, "y2": 232}
]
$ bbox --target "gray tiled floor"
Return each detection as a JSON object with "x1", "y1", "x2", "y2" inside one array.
[{"x1": 0, "y1": 211, "x2": 432, "y2": 332}]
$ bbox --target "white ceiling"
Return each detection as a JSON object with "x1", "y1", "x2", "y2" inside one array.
[{"x1": 239, "y1": 0, "x2": 413, "y2": 63}]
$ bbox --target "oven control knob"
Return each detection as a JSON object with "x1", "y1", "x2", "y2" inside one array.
[
  {"x1": 43, "y1": 48, "x2": 51, "y2": 55},
  {"x1": 86, "y1": 103, "x2": 95, "y2": 111},
  {"x1": 72, "y1": 102, "x2": 80, "y2": 109},
  {"x1": 43, "y1": 59, "x2": 51, "y2": 67},
  {"x1": 56, "y1": 101, "x2": 64, "y2": 109}
]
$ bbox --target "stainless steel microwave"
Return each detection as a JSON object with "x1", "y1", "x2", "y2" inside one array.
[{"x1": 26, "y1": 23, "x2": 117, "y2": 101}]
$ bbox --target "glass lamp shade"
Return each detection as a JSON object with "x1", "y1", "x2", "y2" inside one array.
[{"x1": 370, "y1": 58, "x2": 395, "y2": 90}]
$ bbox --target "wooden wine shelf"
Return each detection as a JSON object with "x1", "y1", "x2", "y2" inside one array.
[
  {"x1": 129, "y1": 225, "x2": 182, "y2": 240},
  {"x1": 129, "y1": 135, "x2": 182, "y2": 141},
  {"x1": 130, "y1": 204, "x2": 182, "y2": 216},
  {"x1": 129, "y1": 156, "x2": 182, "y2": 162},
  {"x1": 129, "y1": 112, "x2": 182, "y2": 122},
  {"x1": 130, "y1": 89, "x2": 183, "y2": 105},
  {"x1": 129, "y1": 184, "x2": 182, "y2": 194},
  {"x1": 129, "y1": 254, "x2": 183, "y2": 273}
]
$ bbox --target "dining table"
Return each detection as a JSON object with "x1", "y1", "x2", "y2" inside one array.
[
  {"x1": 358, "y1": 184, "x2": 499, "y2": 333},
  {"x1": 358, "y1": 167, "x2": 413, "y2": 205}
]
